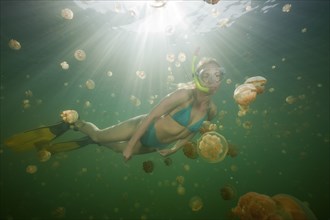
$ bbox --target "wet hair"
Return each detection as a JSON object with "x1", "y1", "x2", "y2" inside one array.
[{"x1": 195, "y1": 57, "x2": 221, "y2": 74}]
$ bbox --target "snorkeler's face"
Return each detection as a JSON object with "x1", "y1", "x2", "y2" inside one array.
[{"x1": 197, "y1": 64, "x2": 223, "y2": 90}]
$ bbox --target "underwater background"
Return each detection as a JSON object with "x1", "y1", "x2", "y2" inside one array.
[{"x1": 0, "y1": 1, "x2": 329, "y2": 220}]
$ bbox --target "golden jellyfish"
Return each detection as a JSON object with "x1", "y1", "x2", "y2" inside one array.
[
  {"x1": 142, "y1": 160, "x2": 154, "y2": 173},
  {"x1": 85, "y1": 79, "x2": 95, "y2": 90},
  {"x1": 286, "y1": 95, "x2": 297, "y2": 104},
  {"x1": 176, "y1": 176, "x2": 185, "y2": 185},
  {"x1": 244, "y1": 76, "x2": 267, "y2": 94},
  {"x1": 52, "y1": 206, "x2": 66, "y2": 218},
  {"x1": 189, "y1": 196, "x2": 203, "y2": 212},
  {"x1": 149, "y1": 0, "x2": 167, "y2": 8},
  {"x1": 197, "y1": 132, "x2": 228, "y2": 163},
  {"x1": 60, "y1": 61, "x2": 69, "y2": 70},
  {"x1": 61, "y1": 8, "x2": 74, "y2": 19},
  {"x1": 232, "y1": 192, "x2": 318, "y2": 220},
  {"x1": 74, "y1": 49, "x2": 86, "y2": 61},
  {"x1": 220, "y1": 184, "x2": 236, "y2": 200},
  {"x1": 182, "y1": 141, "x2": 199, "y2": 159},
  {"x1": 205, "y1": 0, "x2": 220, "y2": 5},
  {"x1": 37, "y1": 149, "x2": 51, "y2": 162},
  {"x1": 163, "y1": 157, "x2": 172, "y2": 166},
  {"x1": 177, "y1": 185, "x2": 186, "y2": 196},
  {"x1": 136, "y1": 70, "x2": 146, "y2": 79},
  {"x1": 233, "y1": 83, "x2": 257, "y2": 107},
  {"x1": 177, "y1": 52, "x2": 186, "y2": 63},
  {"x1": 26, "y1": 165, "x2": 37, "y2": 174},
  {"x1": 130, "y1": 95, "x2": 141, "y2": 107},
  {"x1": 8, "y1": 39, "x2": 21, "y2": 50},
  {"x1": 166, "y1": 53, "x2": 175, "y2": 63},
  {"x1": 199, "y1": 121, "x2": 217, "y2": 134},
  {"x1": 226, "y1": 143, "x2": 239, "y2": 158}
]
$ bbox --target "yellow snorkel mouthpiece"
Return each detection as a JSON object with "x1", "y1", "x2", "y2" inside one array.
[{"x1": 191, "y1": 52, "x2": 210, "y2": 93}]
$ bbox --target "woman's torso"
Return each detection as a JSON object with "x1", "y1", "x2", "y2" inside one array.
[{"x1": 154, "y1": 90, "x2": 211, "y2": 144}]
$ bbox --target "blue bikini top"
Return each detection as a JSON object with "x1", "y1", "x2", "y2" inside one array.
[{"x1": 171, "y1": 104, "x2": 208, "y2": 132}]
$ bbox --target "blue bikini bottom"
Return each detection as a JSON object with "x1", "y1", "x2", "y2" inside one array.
[{"x1": 140, "y1": 122, "x2": 168, "y2": 148}]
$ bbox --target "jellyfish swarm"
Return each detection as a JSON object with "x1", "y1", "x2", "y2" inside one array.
[
  {"x1": 197, "y1": 132, "x2": 228, "y2": 163},
  {"x1": 232, "y1": 192, "x2": 318, "y2": 220},
  {"x1": 182, "y1": 141, "x2": 199, "y2": 159},
  {"x1": 244, "y1": 76, "x2": 267, "y2": 94},
  {"x1": 220, "y1": 184, "x2": 236, "y2": 200},
  {"x1": 142, "y1": 160, "x2": 154, "y2": 173}
]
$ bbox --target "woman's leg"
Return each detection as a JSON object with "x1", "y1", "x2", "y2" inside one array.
[
  {"x1": 73, "y1": 114, "x2": 147, "y2": 144},
  {"x1": 102, "y1": 141, "x2": 156, "y2": 155}
]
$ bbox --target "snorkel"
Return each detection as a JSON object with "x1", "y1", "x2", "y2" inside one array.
[{"x1": 191, "y1": 49, "x2": 210, "y2": 93}]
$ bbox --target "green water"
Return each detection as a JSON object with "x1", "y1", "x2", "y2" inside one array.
[{"x1": 0, "y1": 1, "x2": 329, "y2": 220}]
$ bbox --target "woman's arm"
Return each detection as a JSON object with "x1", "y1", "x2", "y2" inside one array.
[
  {"x1": 123, "y1": 89, "x2": 192, "y2": 160},
  {"x1": 158, "y1": 132, "x2": 196, "y2": 157}
]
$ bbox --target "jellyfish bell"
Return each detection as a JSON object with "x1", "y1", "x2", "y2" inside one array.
[
  {"x1": 244, "y1": 76, "x2": 267, "y2": 94},
  {"x1": 232, "y1": 192, "x2": 318, "y2": 220},
  {"x1": 189, "y1": 196, "x2": 203, "y2": 212},
  {"x1": 204, "y1": 0, "x2": 220, "y2": 5},
  {"x1": 8, "y1": 39, "x2": 21, "y2": 50},
  {"x1": 74, "y1": 49, "x2": 86, "y2": 61},
  {"x1": 220, "y1": 184, "x2": 236, "y2": 200},
  {"x1": 61, "y1": 8, "x2": 74, "y2": 20},
  {"x1": 142, "y1": 160, "x2": 154, "y2": 173},
  {"x1": 272, "y1": 194, "x2": 318, "y2": 220},
  {"x1": 233, "y1": 83, "x2": 257, "y2": 106},
  {"x1": 37, "y1": 149, "x2": 51, "y2": 162},
  {"x1": 197, "y1": 131, "x2": 228, "y2": 163},
  {"x1": 149, "y1": 0, "x2": 167, "y2": 8},
  {"x1": 163, "y1": 157, "x2": 172, "y2": 166},
  {"x1": 182, "y1": 141, "x2": 199, "y2": 159}
]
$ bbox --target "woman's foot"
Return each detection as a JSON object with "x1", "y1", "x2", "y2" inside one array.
[{"x1": 61, "y1": 110, "x2": 79, "y2": 124}]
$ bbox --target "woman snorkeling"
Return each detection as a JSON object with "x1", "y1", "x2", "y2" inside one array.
[{"x1": 5, "y1": 56, "x2": 225, "y2": 161}]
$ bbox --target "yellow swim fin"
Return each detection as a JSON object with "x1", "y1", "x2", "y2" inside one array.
[
  {"x1": 43, "y1": 136, "x2": 93, "y2": 154},
  {"x1": 4, "y1": 122, "x2": 70, "y2": 153}
]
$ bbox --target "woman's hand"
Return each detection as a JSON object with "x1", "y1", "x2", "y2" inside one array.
[{"x1": 158, "y1": 149, "x2": 173, "y2": 157}]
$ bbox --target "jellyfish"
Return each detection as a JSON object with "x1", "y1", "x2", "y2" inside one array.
[
  {"x1": 85, "y1": 79, "x2": 95, "y2": 90},
  {"x1": 197, "y1": 132, "x2": 228, "y2": 163},
  {"x1": 52, "y1": 206, "x2": 66, "y2": 218},
  {"x1": 233, "y1": 83, "x2": 257, "y2": 107},
  {"x1": 130, "y1": 95, "x2": 141, "y2": 107},
  {"x1": 166, "y1": 53, "x2": 175, "y2": 63},
  {"x1": 177, "y1": 185, "x2": 186, "y2": 196},
  {"x1": 199, "y1": 121, "x2": 217, "y2": 134},
  {"x1": 232, "y1": 192, "x2": 318, "y2": 220},
  {"x1": 37, "y1": 149, "x2": 51, "y2": 162},
  {"x1": 244, "y1": 76, "x2": 267, "y2": 94},
  {"x1": 220, "y1": 184, "x2": 236, "y2": 200},
  {"x1": 142, "y1": 160, "x2": 154, "y2": 173},
  {"x1": 163, "y1": 157, "x2": 172, "y2": 166},
  {"x1": 136, "y1": 70, "x2": 146, "y2": 79},
  {"x1": 182, "y1": 142, "x2": 199, "y2": 159},
  {"x1": 204, "y1": 0, "x2": 220, "y2": 5},
  {"x1": 177, "y1": 52, "x2": 186, "y2": 63},
  {"x1": 149, "y1": 0, "x2": 167, "y2": 8},
  {"x1": 74, "y1": 49, "x2": 86, "y2": 61},
  {"x1": 189, "y1": 196, "x2": 203, "y2": 212},
  {"x1": 60, "y1": 61, "x2": 69, "y2": 70},
  {"x1": 226, "y1": 143, "x2": 239, "y2": 158},
  {"x1": 8, "y1": 39, "x2": 21, "y2": 50},
  {"x1": 61, "y1": 8, "x2": 73, "y2": 19},
  {"x1": 176, "y1": 176, "x2": 185, "y2": 185},
  {"x1": 26, "y1": 165, "x2": 37, "y2": 174}
]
